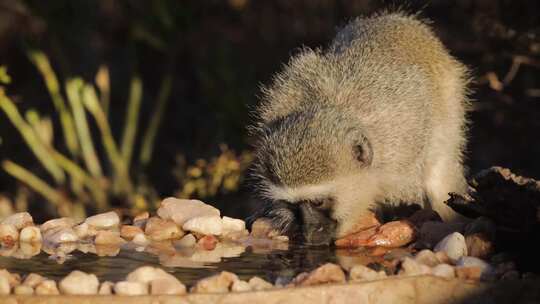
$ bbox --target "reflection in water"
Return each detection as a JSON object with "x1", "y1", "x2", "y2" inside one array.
[{"x1": 0, "y1": 240, "x2": 390, "y2": 286}]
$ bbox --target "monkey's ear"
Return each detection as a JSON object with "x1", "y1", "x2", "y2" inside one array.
[{"x1": 353, "y1": 135, "x2": 373, "y2": 166}]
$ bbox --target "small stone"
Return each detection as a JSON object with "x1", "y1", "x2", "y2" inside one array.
[
  {"x1": 0, "y1": 224, "x2": 18, "y2": 246},
  {"x1": 191, "y1": 271, "x2": 238, "y2": 293},
  {"x1": 0, "y1": 276, "x2": 9, "y2": 295},
  {"x1": 95, "y1": 230, "x2": 125, "y2": 245},
  {"x1": 133, "y1": 212, "x2": 149, "y2": 229},
  {"x1": 419, "y1": 221, "x2": 465, "y2": 247},
  {"x1": 435, "y1": 251, "x2": 451, "y2": 264},
  {"x1": 98, "y1": 281, "x2": 114, "y2": 295},
  {"x1": 120, "y1": 225, "x2": 143, "y2": 240},
  {"x1": 150, "y1": 278, "x2": 186, "y2": 295},
  {"x1": 73, "y1": 223, "x2": 91, "y2": 239},
  {"x1": 434, "y1": 232, "x2": 468, "y2": 262},
  {"x1": 157, "y1": 198, "x2": 220, "y2": 226},
  {"x1": 248, "y1": 276, "x2": 273, "y2": 291},
  {"x1": 1, "y1": 212, "x2": 33, "y2": 230},
  {"x1": 183, "y1": 216, "x2": 223, "y2": 236},
  {"x1": 413, "y1": 249, "x2": 441, "y2": 267},
  {"x1": 431, "y1": 264, "x2": 455, "y2": 279},
  {"x1": 174, "y1": 234, "x2": 197, "y2": 248},
  {"x1": 349, "y1": 264, "x2": 387, "y2": 282},
  {"x1": 43, "y1": 227, "x2": 79, "y2": 244},
  {"x1": 456, "y1": 256, "x2": 494, "y2": 279},
  {"x1": 85, "y1": 211, "x2": 120, "y2": 230},
  {"x1": 145, "y1": 217, "x2": 184, "y2": 241},
  {"x1": 126, "y1": 266, "x2": 177, "y2": 284},
  {"x1": 222, "y1": 216, "x2": 246, "y2": 235},
  {"x1": 400, "y1": 257, "x2": 432, "y2": 276},
  {"x1": 362, "y1": 220, "x2": 416, "y2": 248},
  {"x1": 19, "y1": 226, "x2": 42, "y2": 243},
  {"x1": 299, "y1": 263, "x2": 346, "y2": 286},
  {"x1": 23, "y1": 273, "x2": 45, "y2": 288},
  {"x1": 456, "y1": 267, "x2": 482, "y2": 281},
  {"x1": 250, "y1": 218, "x2": 279, "y2": 238},
  {"x1": 465, "y1": 233, "x2": 494, "y2": 258},
  {"x1": 35, "y1": 280, "x2": 59, "y2": 295},
  {"x1": 197, "y1": 235, "x2": 218, "y2": 250},
  {"x1": 40, "y1": 218, "x2": 76, "y2": 232},
  {"x1": 59, "y1": 270, "x2": 99, "y2": 295},
  {"x1": 132, "y1": 233, "x2": 150, "y2": 246},
  {"x1": 231, "y1": 280, "x2": 251, "y2": 292},
  {"x1": 114, "y1": 281, "x2": 148, "y2": 295},
  {"x1": 14, "y1": 284, "x2": 33, "y2": 295}
]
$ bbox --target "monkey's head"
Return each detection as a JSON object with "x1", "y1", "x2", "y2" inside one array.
[{"x1": 249, "y1": 107, "x2": 376, "y2": 245}]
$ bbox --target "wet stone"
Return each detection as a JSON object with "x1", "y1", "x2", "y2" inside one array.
[
  {"x1": 132, "y1": 233, "x2": 150, "y2": 246},
  {"x1": 431, "y1": 264, "x2": 456, "y2": 279},
  {"x1": 413, "y1": 249, "x2": 441, "y2": 267},
  {"x1": 98, "y1": 281, "x2": 114, "y2": 295},
  {"x1": 399, "y1": 258, "x2": 431, "y2": 276},
  {"x1": 191, "y1": 271, "x2": 238, "y2": 293},
  {"x1": 456, "y1": 256, "x2": 494, "y2": 279},
  {"x1": 150, "y1": 278, "x2": 187, "y2": 295},
  {"x1": 349, "y1": 264, "x2": 387, "y2": 282},
  {"x1": 299, "y1": 263, "x2": 346, "y2": 286},
  {"x1": 1, "y1": 212, "x2": 33, "y2": 230},
  {"x1": 35, "y1": 280, "x2": 59, "y2": 295},
  {"x1": 133, "y1": 212, "x2": 149, "y2": 229},
  {"x1": 59, "y1": 270, "x2": 99, "y2": 295},
  {"x1": 40, "y1": 217, "x2": 76, "y2": 232},
  {"x1": 43, "y1": 227, "x2": 79, "y2": 244},
  {"x1": 114, "y1": 281, "x2": 148, "y2": 295},
  {"x1": 231, "y1": 280, "x2": 251, "y2": 292},
  {"x1": 174, "y1": 234, "x2": 197, "y2": 248},
  {"x1": 145, "y1": 217, "x2": 184, "y2": 241},
  {"x1": 183, "y1": 215, "x2": 223, "y2": 236},
  {"x1": 120, "y1": 225, "x2": 143, "y2": 240},
  {"x1": 248, "y1": 276, "x2": 273, "y2": 291},
  {"x1": 250, "y1": 218, "x2": 281, "y2": 239},
  {"x1": 19, "y1": 226, "x2": 42, "y2": 243},
  {"x1": 434, "y1": 232, "x2": 468, "y2": 262},
  {"x1": 157, "y1": 197, "x2": 220, "y2": 226},
  {"x1": 14, "y1": 284, "x2": 34, "y2": 295},
  {"x1": 94, "y1": 230, "x2": 125, "y2": 245},
  {"x1": 221, "y1": 216, "x2": 246, "y2": 235},
  {"x1": 0, "y1": 223, "x2": 18, "y2": 246},
  {"x1": 197, "y1": 235, "x2": 218, "y2": 250},
  {"x1": 85, "y1": 211, "x2": 120, "y2": 230},
  {"x1": 23, "y1": 273, "x2": 45, "y2": 288}
]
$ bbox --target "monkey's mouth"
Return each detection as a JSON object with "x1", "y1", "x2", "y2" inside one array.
[{"x1": 248, "y1": 200, "x2": 337, "y2": 245}]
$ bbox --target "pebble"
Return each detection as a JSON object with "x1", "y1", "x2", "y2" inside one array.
[
  {"x1": 400, "y1": 257, "x2": 432, "y2": 276},
  {"x1": 456, "y1": 256, "x2": 494, "y2": 279},
  {"x1": 94, "y1": 230, "x2": 125, "y2": 245},
  {"x1": 59, "y1": 270, "x2": 99, "y2": 295},
  {"x1": 0, "y1": 223, "x2": 18, "y2": 246},
  {"x1": 150, "y1": 278, "x2": 187, "y2": 295},
  {"x1": 191, "y1": 271, "x2": 238, "y2": 293},
  {"x1": 434, "y1": 232, "x2": 468, "y2": 262},
  {"x1": 250, "y1": 218, "x2": 279, "y2": 239},
  {"x1": 120, "y1": 225, "x2": 143, "y2": 240},
  {"x1": 127, "y1": 266, "x2": 176, "y2": 284},
  {"x1": 1, "y1": 212, "x2": 33, "y2": 230},
  {"x1": 349, "y1": 264, "x2": 387, "y2": 281},
  {"x1": 174, "y1": 234, "x2": 197, "y2": 248},
  {"x1": 98, "y1": 281, "x2": 114, "y2": 295},
  {"x1": 14, "y1": 284, "x2": 34, "y2": 295},
  {"x1": 231, "y1": 280, "x2": 251, "y2": 292},
  {"x1": 114, "y1": 281, "x2": 148, "y2": 295},
  {"x1": 455, "y1": 267, "x2": 483, "y2": 281},
  {"x1": 431, "y1": 264, "x2": 455, "y2": 279},
  {"x1": 465, "y1": 233, "x2": 494, "y2": 258},
  {"x1": 133, "y1": 212, "x2": 149, "y2": 229},
  {"x1": 299, "y1": 263, "x2": 346, "y2": 286},
  {"x1": 157, "y1": 197, "x2": 220, "y2": 226},
  {"x1": 43, "y1": 227, "x2": 79, "y2": 244},
  {"x1": 19, "y1": 226, "x2": 42, "y2": 243},
  {"x1": 413, "y1": 249, "x2": 441, "y2": 267},
  {"x1": 132, "y1": 233, "x2": 150, "y2": 246},
  {"x1": 0, "y1": 276, "x2": 9, "y2": 295},
  {"x1": 183, "y1": 216, "x2": 223, "y2": 236},
  {"x1": 248, "y1": 276, "x2": 273, "y2": 291},
  {"x1": 197, "y1": 235, "x2": 218, "y2": 250},
  {"x1": 73, "y1": 223, "x2": 94, "y2": 239},
  {"x1": 35, "y1": 280, "x2": 59, "y2": 295},
  {"x1": 40, "y1": 218, "x2": 76, "y2": 232},
  {"x1": 85, "y1": 211, "x2": 120, "y2": 230},
  {"x1": 23, "y1": 273, "x2": 45, "y2": 288},
  {"x1": 221, "y1": 216, "x2": 246, "y2": 235},
  {"x1": 145, "y1": 217, "x2": 184, "y2": 241}
]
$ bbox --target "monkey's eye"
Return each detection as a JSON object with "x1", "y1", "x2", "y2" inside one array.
[{"x1": 310, "y1": 198, "x2": 334, "y2": 210}]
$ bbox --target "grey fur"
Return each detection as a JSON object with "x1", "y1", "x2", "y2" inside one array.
[{"x1": 250, "y1": 12, "x2": 471, "y2": 238}]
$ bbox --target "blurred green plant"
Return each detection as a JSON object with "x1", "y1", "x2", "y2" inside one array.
[
  {"x1": 174, "y1": 144, "x2": 253, "y2": 199},
  {"x1": 0, "y1": 53, "x2": 173, "y2": 219}
]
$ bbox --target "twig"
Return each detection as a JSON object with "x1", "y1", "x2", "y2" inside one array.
[{"x1": 121, "y1": 76, "x2": 143, "y2": 171}]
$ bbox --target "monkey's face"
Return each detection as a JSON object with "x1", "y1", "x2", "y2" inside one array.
[{"x1": 249, "y1": 110, "x2": 374, "y2": 244}]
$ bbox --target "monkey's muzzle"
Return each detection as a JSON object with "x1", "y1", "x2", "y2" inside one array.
[{"x1": 297, "y1": 203, "x2": 337, "y2": 246}]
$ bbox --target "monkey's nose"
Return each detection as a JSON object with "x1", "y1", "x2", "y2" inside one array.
[{"x1": 298, "y1": 203, "x2": 337, "y2": 245}]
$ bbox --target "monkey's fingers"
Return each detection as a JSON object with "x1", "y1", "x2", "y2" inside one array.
[{"x1": 364, "y1": 220, "x2": 416, "y2": 248}]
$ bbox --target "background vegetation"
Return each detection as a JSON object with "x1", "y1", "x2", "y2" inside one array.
[{"x1": 0, "y1": 0, "x2": 538, "y2": 221}]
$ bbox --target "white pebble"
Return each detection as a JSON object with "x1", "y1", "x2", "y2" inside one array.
[
  {"x1": 400, "y1": 257, "x2": 432, "y2": 276},
  {"x1": 59, "y1": 270, "x2": 99, "y2": 295},
  {"x1": 349, "y1": 264, "x2": 387, "y2": 281},
  {"x1": 231, "y1": 280, "x2": 251, "y2": 292},
  {"x1": 150, "y1": 278, "x2": 186, "y2": 295},
  {"x1": 132, "y1": 233, "x2": 150, "y2": 246},
  {"x1": 40, "y1": 218, "x2": 77, "y2": 232},
  {"x1": 14, "y1": 284, "x2": 34, "y2": 295},
  {"x1": 98, "y1": 281, "x2": 114, "y2": 295},
  {"x1": 157, "y1": 197, "x2": 220, "y2": 226},
  {"x1": 222, "y1": 216, "x2": 246, "y2": 235},
  {"x1": 456, "y1": 256, "x2": 494, "y2": 277},
  {"x1": 114, "y1": 281, "x2": 148, "y2": 295},
  {"x1": 35, "y1": 280, "x2": 59, "y2": 295},
  {"x1": 1, "y1": 212, "x2": 33, "y2": 230},
  {"x1": 0, "y1": 223, "x2": 19, "y2": 246},
  {"x1": 434, "y1": 232, "x2": 468, "y2": 262},
  {"x1": 174, "y1": 234, "x2": 197, "y2": 248},
  {"x1": 43, "y1": 227, "x2": 79, "y2": 244},
  {"x1": 183, "y1": 216, "x2": 223, "y2": 236},
  {"x1": 248, "y1": 276, "x2": 273, "y2": 291},
  {"x1": 85, "y1": 211, "x2": 119, "y2": 229},
  {"x1": 431, "y1": 263, "x2": 455, "y2": 279},
  {"x1": 19, "y1": 226, "x2": 42, "y2": 243}
]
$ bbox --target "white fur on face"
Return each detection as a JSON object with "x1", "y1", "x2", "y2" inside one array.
[{"x1": 264, "y1": 182, "x2": 335, "y2": 203}]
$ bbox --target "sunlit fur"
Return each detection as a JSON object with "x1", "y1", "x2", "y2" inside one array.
[{"x1": 250, "y1": 11, "x2": 471, "y2": 238}]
